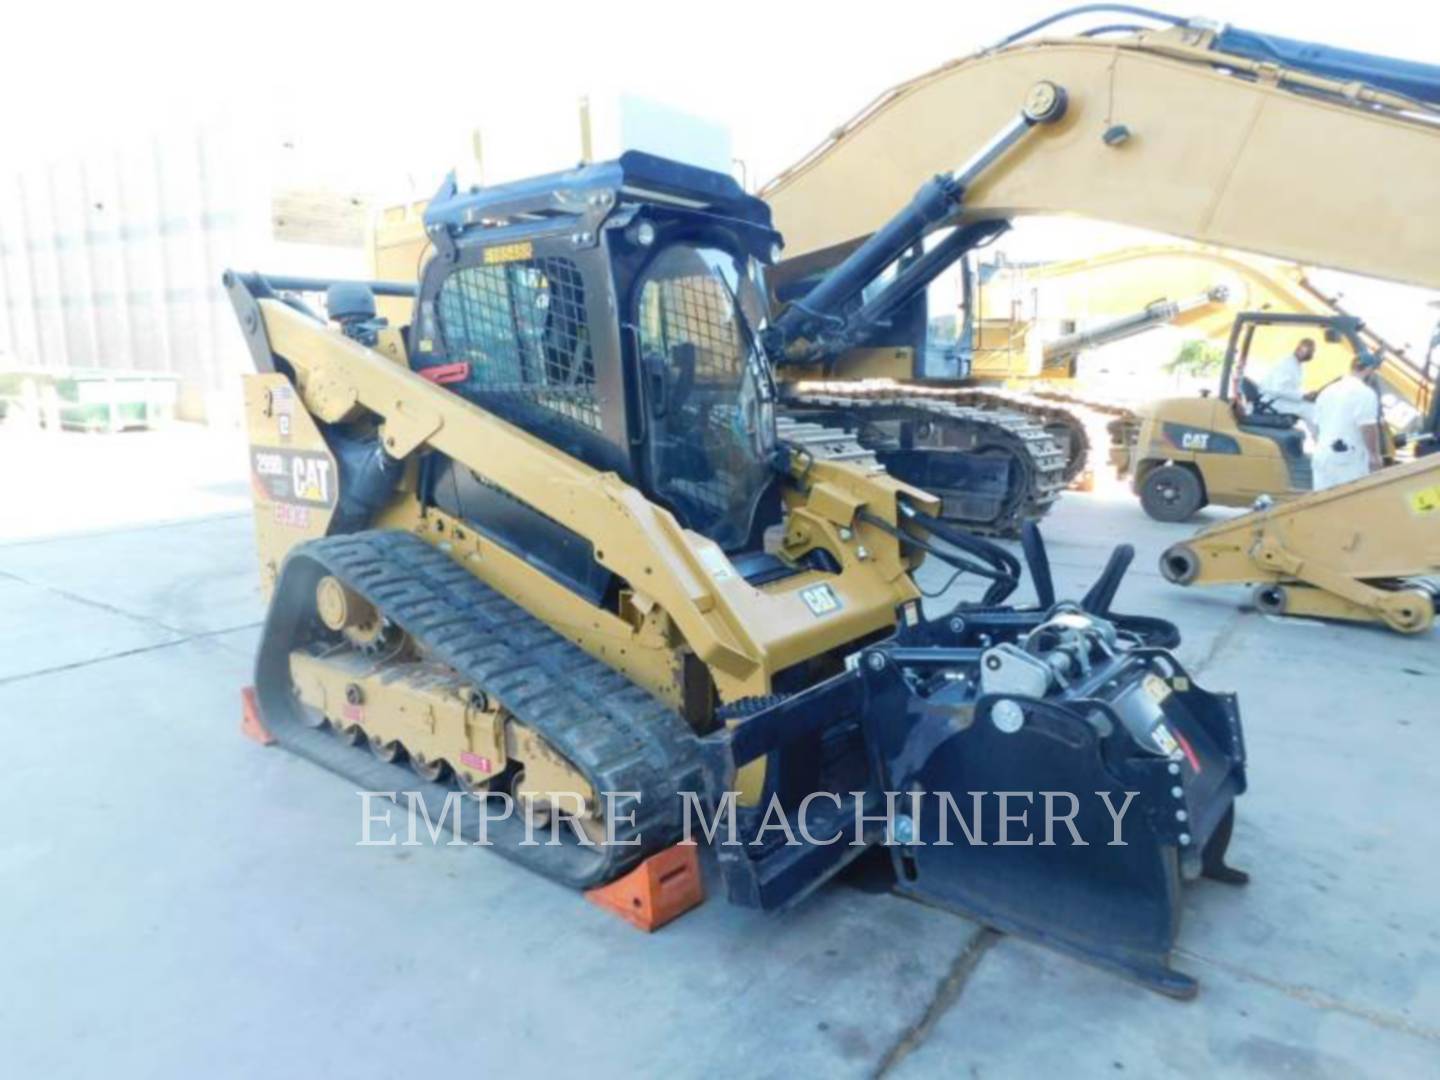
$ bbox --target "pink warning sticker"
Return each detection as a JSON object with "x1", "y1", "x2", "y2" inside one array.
[
  {"x1": 273, "y1": 503, "x2": 311, "y2": 529},
  {"x1": 459, "y1": 752, "x2": 492, "y2": 773}
]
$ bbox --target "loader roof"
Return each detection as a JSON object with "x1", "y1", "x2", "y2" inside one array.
[{"x1": 423, "y1": 150, "x2": 774, "y2": 237}]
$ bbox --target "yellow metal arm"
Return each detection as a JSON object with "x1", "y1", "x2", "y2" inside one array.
[
  {"x1": 1160, "y1": 456, "x2": 1440, "y2": 633},
  {"x1": 976, "y1": 244, "x2": 1435, "y2": 413},
  {"x1": 763, "y1": 30, "x2": 1440, "y2": 291},
  {"x1": 258, "y1": 299, "x2": 933, "y2": 695}
]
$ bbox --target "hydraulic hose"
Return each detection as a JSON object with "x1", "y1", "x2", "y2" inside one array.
[
  {"x1": 905, "y1": 504, "x2": 1022, "y2": 604},
  {"x1": 989, "y1": 5, "x2": 1183, "y2": 50}
]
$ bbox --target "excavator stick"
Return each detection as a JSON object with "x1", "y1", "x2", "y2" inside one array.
[{"x1": 1161, "y1": 456, "x2": 1440, "y2": 633}]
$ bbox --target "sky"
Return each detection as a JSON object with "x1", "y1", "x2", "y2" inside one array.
[
  {"x1": 8, "y1": 0, "x2": 1438, "y2": 192},
  {"x1": 4, "y1": 0, "x2": 1438, "y2": 352}
]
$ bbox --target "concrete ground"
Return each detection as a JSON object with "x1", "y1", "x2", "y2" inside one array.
[{"x1": 3, "y1": 427, "x2": 1437, "y2": 1078}]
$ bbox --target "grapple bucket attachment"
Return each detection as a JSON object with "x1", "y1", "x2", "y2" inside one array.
[
  {"x1": 862, "y1": 646, "x2": 1246, "y2": 998},
  {"x1": 704, "y1": 534, "x2": 1247, "y2": 997}
]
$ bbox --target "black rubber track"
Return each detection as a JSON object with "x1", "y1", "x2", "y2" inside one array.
[
  {"x1": 784, "y1": 390, "x2": 1069, "y2": 536},
  {"x1": 254, "y1": 530, "x2": 706, "y2": 889}
]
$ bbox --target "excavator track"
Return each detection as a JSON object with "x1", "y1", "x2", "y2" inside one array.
[
  {"x1": 253, "y1": 529, "x2": 704, "y2": 889},
  {"x1": 781, "y1": 383, "x2": 1068, "y2": 536},
  {"x1": 774, "y1": 414, "x2": 884, "y2": 470},
  {"x1": 937, "y1": 386, "x2": 1095, "y2": 483},
  {"x1": 1024, "y1": 385, "x2": 1139, "y2": 421},
  {"x1": 1023, "y1": 387, "x2": 1144, "y2": 478}
]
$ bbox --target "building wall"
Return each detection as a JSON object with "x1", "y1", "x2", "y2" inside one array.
[
  {"x1": 0, "y1": 98, "x2": 733, "y2": 424},
  {"x1": 0, "y1": 120, "x2": 366, "y2": 423}
]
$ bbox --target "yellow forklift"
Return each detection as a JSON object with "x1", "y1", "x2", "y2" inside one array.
[{"x1": 1127, "y1": 311, "x2": 1377, "y2": 521}]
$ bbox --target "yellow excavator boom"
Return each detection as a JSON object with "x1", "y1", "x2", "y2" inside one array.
[
  {"x1": 763, "y1": 24, "x2": 1440, "y2": 291},
  {"x1": 1161, "y1": 456, "x2": 1440, "y2": 634},
  {"x1": 976, "y1": 244, "x2": 1435, "y2": 417}
]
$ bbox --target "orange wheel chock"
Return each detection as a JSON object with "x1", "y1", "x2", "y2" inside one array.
[
  {"x1": 584, "y1": 842, "x2": 704, "y2": 931},
  {"x1": 240, "y1": 686, "x2": 276, "y2": 746}
]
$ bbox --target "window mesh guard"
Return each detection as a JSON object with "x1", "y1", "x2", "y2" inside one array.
[
  {"x1": 436, "y1": 257, "x2": 599, "y2": 431},
  {"x1": 640, "y1": 266, "x2": 766, "y2": 547},
  {"x1": 651, "y1": 276, "x2": 744, "y2": 386}
]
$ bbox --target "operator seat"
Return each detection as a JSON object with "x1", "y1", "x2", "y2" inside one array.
[
  {"x1": 1232, "y1": 375, "x2": 1310, "y2": 485},
  {"x1": 1237, "y1": 376, "x2": 1299, "y2": 431}
]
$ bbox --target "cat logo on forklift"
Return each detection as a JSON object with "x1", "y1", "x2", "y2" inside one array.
[
  {"x1": 252, "y1": 448, "x2": 338, "y2": 509},
  {"x1": 1162, "y1": 422, "x2": 1239, "y2": 456}
]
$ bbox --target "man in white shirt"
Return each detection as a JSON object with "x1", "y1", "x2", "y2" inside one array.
[
  {"x1": 1258, "y1": 337, "x2": 1317, "y2": 432},
  {"x1": 1312, "y1": 351, "x2": 1383, "y2": 490}
]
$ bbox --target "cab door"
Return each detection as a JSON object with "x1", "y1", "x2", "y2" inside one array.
[{"x1": 632, "y1": 243, "x2": 777, "y2": 552}]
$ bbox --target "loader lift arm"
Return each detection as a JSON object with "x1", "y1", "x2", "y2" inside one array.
[{"x1": 225, "y1": 269, "x2": 930, "y2": 692}]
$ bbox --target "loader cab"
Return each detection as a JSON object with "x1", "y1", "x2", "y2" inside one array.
[
  {"x1": 626, "y1": 234, "x2": 780, "y2": 550},
  {"x1": 411, "y1": 153, "x2": 784, "y2": 553}
]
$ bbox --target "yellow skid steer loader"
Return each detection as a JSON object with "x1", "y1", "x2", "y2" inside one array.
[{"x1": 228, "y1": 145, "x2": 1247, "y2": 998}]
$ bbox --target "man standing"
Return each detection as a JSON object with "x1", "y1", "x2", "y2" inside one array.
[
  {"x1": 1312, "y1": 351, "x2": 1383, "y2": 490},
  {"x1": 1258, "y1": 337, "x2": 1317, "y2": 431}
]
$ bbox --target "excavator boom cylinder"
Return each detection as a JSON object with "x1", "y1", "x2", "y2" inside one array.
[{"x1": 770, "y1": 91, "x2": 1064, "y2": 360}]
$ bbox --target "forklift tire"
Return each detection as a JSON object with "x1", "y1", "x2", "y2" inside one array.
[{"x1": 1140, "y1": 465, "x2": 1205, "y2": 522}]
